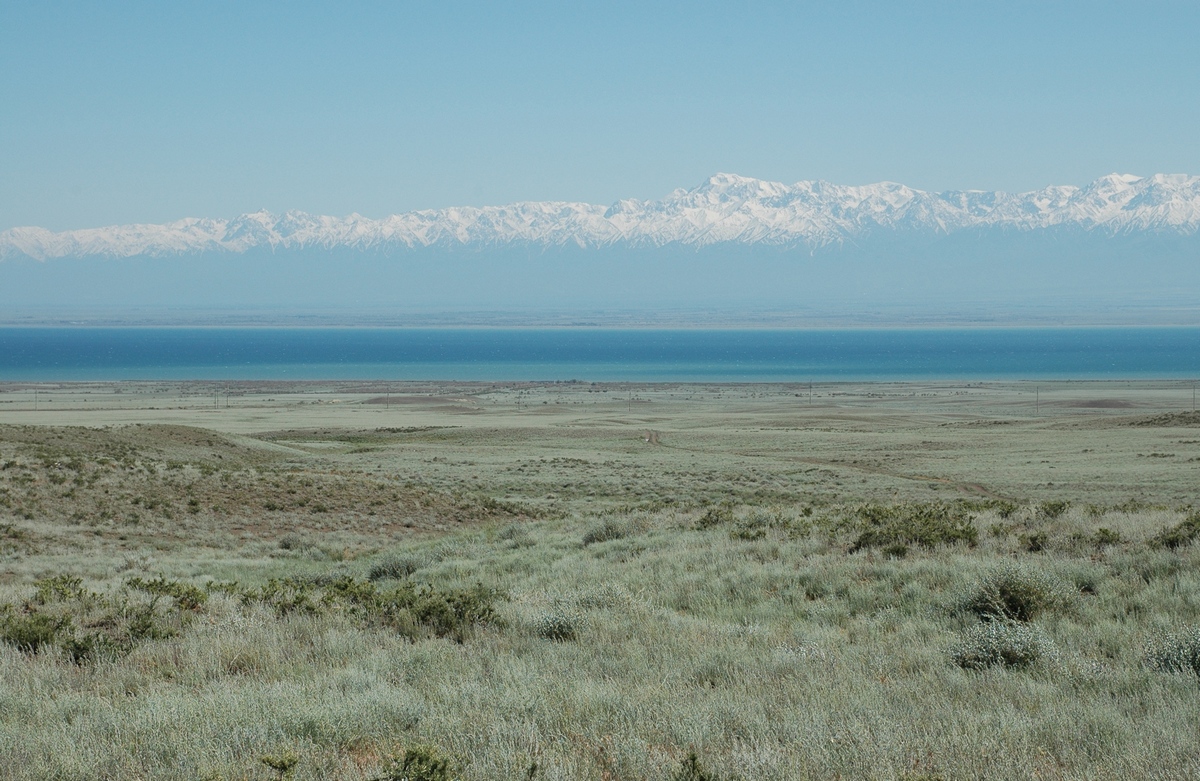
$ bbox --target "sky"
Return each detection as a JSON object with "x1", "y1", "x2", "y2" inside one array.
[{"x1": 2, "y1": 1, "x2": 1199, "y2": 231}]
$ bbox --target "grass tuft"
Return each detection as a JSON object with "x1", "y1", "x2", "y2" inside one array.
[
  {"x1": 582, "y1": 518, "x2": 631, "y2": 545},
  {"x1": 368, "y1": 554, "x2": 421, "y2": 581},
  {"x1": 960, "y1": 565, "x2": 1072, "y2": 622},
  {"x1": 950, "y1": 621, "x2": 1056, "y2": 670},
  {"x1": 1145, "y1": 626, "x2": 1200, "y2": 676},
  {"x1": 532, "y1": 608, "x2": 580, "y2": 642}
]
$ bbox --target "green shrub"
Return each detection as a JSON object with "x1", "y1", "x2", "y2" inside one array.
[
  {"x1": 0, "y1": 523, "x2": 30, "y2": 555},
  {"x1": 961, "y1": 566, "x2": 1072, "y2": 622},
  {"x1": 0, "y1": 613, "x2": 64, "y2": 654},
  {"x1": 1039, "y1": 500, "x2": 1070, "y2": 520},
  {"x1": 1151, "y1": 511, "x2": 1200, "y2": 549},
  {"x1": 60, "y1": 631, "x2": 121, "y2": 664},
  {"x1": 849, "y1": 503, "x2": 977, "y2": 553},
  {"x1": 126, "y1": 575, "x2": 208, "y2": 610},
  {"x1": 261, "y1": 751, "x2": 298, "y2": 781},
  {"x1": 1145, "y1": 626, "x2": 1200, "y2": 676},
  {"x1": 730, "y1": 515, "x2": 767, "y2": 541},
  {"x1": 729, "y1": 507, "x2": 804, "y2": 540},
  {"x1": 969, "y1": 498, "x2": 1018, "y2": 519},
  {"x1": 34, "y1": 574, "x2": 87, "y2": 604},
  {"x1": 243, "y1": 578, "x2": 321, "y2": 616},
  {"x1": 409, "y1": 583, "x2": 501, "y2": 641},
  {"x1": 237, "y1": 576, "x2": 501, "y2": 642},
  {"x1": 1021, "y1": 532, "x2": 1048, "y2": 553},
  {"x1": 1093, "y1": 527, "x2": 1121, "y2": 546},
  {"x1": 2, "y1": 575, "x2": 212, "y2": 662},
  {"x1": 695, "y1": 504, "x2": 733, "y2": 530},
  {"x1": 950, "y1": 621, "x2": 1056, "y2": 670},
  {"x1": 377, "y1": 744, "x2": 457, "y2": 781},
  {"x1": 673, "y1": 751, "x2": 720, "y2": 781}
]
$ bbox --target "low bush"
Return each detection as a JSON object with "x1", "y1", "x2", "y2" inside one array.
[
  {"x1": 261, "y1": 751, "x2": 298, "y2": 781},
  {"x1": 849, "y1": 503, "x2": 977, "y2": 553},
  {"x1": 673, "y1": 751, "x2": 720, "y2": 781},
  {"x1": 0, "y1": 522, "x2": 31, "y2": 555},
  {"x1": 1039, "y1": 500, "x2": 1070, "y2": 520},
  {"x1": 1021, "y1": 532, "x2": 1049, "y2": 553},
  {"x1": 730, "y1": 515, "x2": 768, "y2": 541},
  {"x1": 994, "y1": 500, "x2": 1018, "y2": 520},
  {"x1": 672, "y1": 753, "x2": 715, "y2": 781},
  {"x1": 376, "y1": 744, "x2": 458, "y2": 781},
  {"x1": 695, "y1": 504, "x2": 733, "y2": 530},
  {"x1": 234, "y1": 576, "x2": 502, "y2": 642},
  {"x1": 961, "y1": 566, "x2": 1072, "y2": 622},
  {"x1": 0, "y1": 612, "x2": 64, "y2": 654},
  {"x1": 950, "y1": 621, "x2": 1056, "y2": 670},
  {"x1": 34, "y1": 574, "x2": 89, "y2": 604},
  {"x1": 1151, "y1": 511, "x2": 1200, "y2": 549},
  {"x1": 1145, "y1": 626, "x2": 1200, "y2": 676},
  {"x1": 126, "y1": 575, "x2": 208, "y2": 611},
  {"x1": 0, "y1": 574, "x2": 202, "y2": 662}
]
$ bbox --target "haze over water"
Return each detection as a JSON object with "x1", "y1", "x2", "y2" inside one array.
[{"x1": 0, "y1": 327, "x2": 1197, "y2": 382}]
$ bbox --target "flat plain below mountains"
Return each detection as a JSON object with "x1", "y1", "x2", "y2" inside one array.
[{"x1": 0, "y1": 380, "x2": 1199, "y2": 780}]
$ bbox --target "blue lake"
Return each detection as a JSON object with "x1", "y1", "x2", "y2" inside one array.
[{"x1": 0, "y1": 327, "x2": 1197, "y2": 381}]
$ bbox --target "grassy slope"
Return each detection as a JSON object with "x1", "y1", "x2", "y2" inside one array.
[{"x1": 0, "y1": 387, "x2": 1199, "y2": 780}]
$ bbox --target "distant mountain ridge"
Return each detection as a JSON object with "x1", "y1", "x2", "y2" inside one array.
[{"x1": 5, "y1": 172, "x2": 1200, "y2": 261}]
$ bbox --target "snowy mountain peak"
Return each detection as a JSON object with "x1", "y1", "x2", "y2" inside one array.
[{"x1": 4, "y1": 172, "x2": 1200, "y2": 261}]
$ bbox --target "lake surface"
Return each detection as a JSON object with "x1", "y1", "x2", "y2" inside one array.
[{"x1": 0, "y1": 327, "x2": 1197, "y2": 382}]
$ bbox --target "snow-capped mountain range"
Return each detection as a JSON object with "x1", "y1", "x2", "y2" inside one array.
[{"x1": 4, "y1": 172, "x2": 1200, "y2": 261}]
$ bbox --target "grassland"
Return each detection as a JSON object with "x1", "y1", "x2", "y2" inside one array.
[{"x1": 0, "y1": 380, "x2": 1199, "y2": 780}]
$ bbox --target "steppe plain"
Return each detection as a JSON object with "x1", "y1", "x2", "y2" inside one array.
[{"x1": 1, "y1": 379, "x2": 1199, "y2": 780}]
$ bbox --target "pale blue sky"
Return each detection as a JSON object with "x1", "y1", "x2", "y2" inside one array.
[{"x1": 2, "y1": 1, "x2": 1198, "y2": 231}]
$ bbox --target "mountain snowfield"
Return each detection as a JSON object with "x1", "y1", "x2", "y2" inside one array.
[{"x1": 4, "y1": 172, "x2": 1200, "y2": 261}]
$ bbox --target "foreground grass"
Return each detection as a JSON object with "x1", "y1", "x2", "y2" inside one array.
[{"x1": 3, "y1": 500, "x2": 1200, "y2": 780}]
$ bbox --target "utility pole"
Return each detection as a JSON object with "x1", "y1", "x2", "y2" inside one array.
[
  {"x1": 1036, "y1": 386, "x2": 1039, "y2": 416},
  {"x1": 809, "y1": 382, "x2": 812, "y2": 405},
  {"x1": 33, "y1": 388, "x2": 37, "y2": 411}
]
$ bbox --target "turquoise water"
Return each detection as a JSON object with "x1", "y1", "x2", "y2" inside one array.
[{"x1": 0, "y1": 327, "x2": 1197, "y2": 381}]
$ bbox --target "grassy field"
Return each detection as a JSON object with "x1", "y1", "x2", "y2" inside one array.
[{"x1": 0, "y1": 380, "x2": 1199, "y2": 780}]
